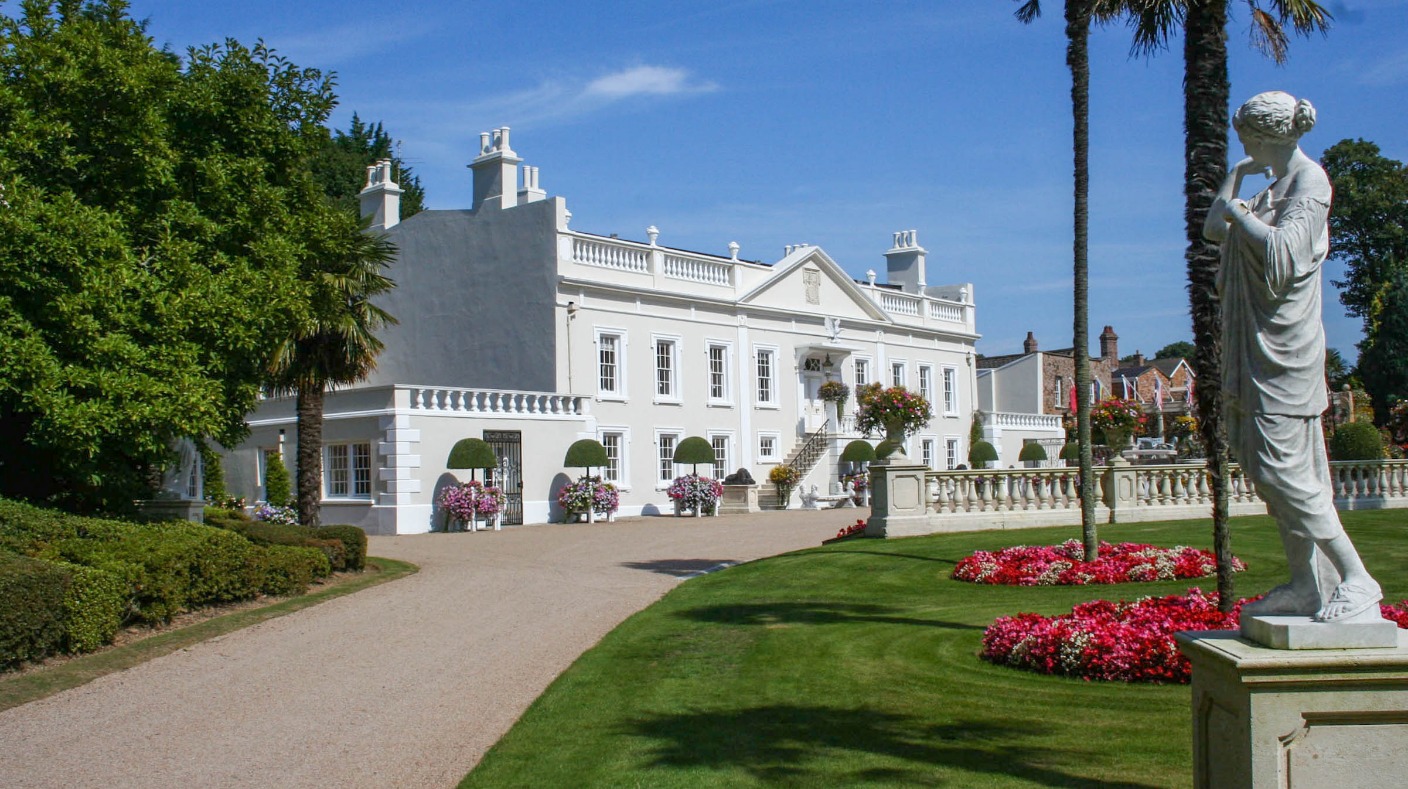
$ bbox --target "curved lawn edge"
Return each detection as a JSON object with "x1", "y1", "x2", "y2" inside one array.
[{"x1": 0, "y1": 556, "x2": 418, "y2": 713}]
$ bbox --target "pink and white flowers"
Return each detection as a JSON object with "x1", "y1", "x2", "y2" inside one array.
[{"x1": 953, "y1": 540, "x2": 1244, "y2": 586}]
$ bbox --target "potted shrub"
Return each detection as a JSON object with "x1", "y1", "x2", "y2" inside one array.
[
  {"x1": 446, "y1": 437, "x2": 500, "y2": 530},
  {"x1": 968, "y1": 440, "x2": 999, "y2": 470},
  {"x1": 768, "y1": 464, "x2": 800, "y2": 510},
  {"x1": 671, "y1": 437, "x2": 719, "y2": 517},
  {"x1": 840, "y1": 439, "x2": 876, "y2": 506},
  {"x1": 562, "y1": 439, "x2": 613, "y2": 523},
  {"x1": 557, "y1": 477, "x2": 619, "y2": 523},
  {"x1": 667, "y1": 474, "x2": 724, "y2": 517},
  {"x1": 1018, "y1": 442, "x2": 1048, "y2": 468}
]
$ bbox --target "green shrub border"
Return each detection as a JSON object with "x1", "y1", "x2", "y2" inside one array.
[{"x1": 0, "y1": 557, "x2": 417, "y2": 713}]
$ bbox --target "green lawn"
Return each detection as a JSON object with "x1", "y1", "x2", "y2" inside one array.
[{"x1": 462, "y1": 512, "x2": 1408, "y2": 788}]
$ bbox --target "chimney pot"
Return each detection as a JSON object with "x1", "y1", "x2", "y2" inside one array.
[{"x1": 1023, "y1": 332, "x2": 1038, "y2": 354}]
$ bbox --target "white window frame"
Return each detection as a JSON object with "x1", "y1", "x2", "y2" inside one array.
[
  {"x1": 652, "y1": 334, "x2": 681, "y2": 403},
  {"x1": 757, "y1": 431, "x2": 782, "y2": 463},
  {"x1": 891, "y1": 359, "x2": 907, "y2": 389},
  {"x1": 945, "y1": 436, "x2": 960, "y2": 470},
  {"x1": 853, "y1": 357, "x2": 871, "y2": 388},
  {"x1": 324, "y1": 441, "x2": 373, "y2": 500},
  {"x1": 707, "y1": 431, "x2": 733, "y2": 479},
  {"x1": 595, "y1": 328, "x2": 627, "y2": 401},
  {"x1": 655, "y1": 429, "x2": 682, "y2": 487},
  {"x1": 921, "y1": 437, "x2": 936, "y2": 470},
  {"x1": 754, "y1": 345, "x2": 779, "y2": 407},
  {"x1": 706, "y1": 341, "x2": 733, "y2": 405},
  {"x1": 942, "y1": 366, "x2": 959, "y2": 415},
  {"x1": 918, "y1": 365, "x2": 934, "y2": 402},
  {"x1": 1055, "y1": 375, "x2": 1066, "y2": 408},
  {"x1": 598, "y1": 428, "x2": 630, "y2": 489}
]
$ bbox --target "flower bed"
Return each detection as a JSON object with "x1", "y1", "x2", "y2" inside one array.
[
  {"x1": 952, "y1": 540, "x2": 1245, "y2": 586},
  {"x1": 982, "y1": 590, "x2": 1408, "y2": 684}
]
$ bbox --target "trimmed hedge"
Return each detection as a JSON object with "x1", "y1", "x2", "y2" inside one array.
[
  {"x1": 56, "y1": 561, "x2": 129, "y2": 653},
  {"x1": 0, "y1": 551, "x2": 69, "y2": 666},
  {"x1": 45, "y1": 521, "x2": 261, "y2": 624},
  {"x1": 1330, "y1": 422, "x2": 1384, "y2": 461},
  {"x1": 0, "y1": 498, "x2": 82, "y2": 555},
  {"x1": 317, "y1": 525, "x2": 368, "y2": 572},
  {"x1": 256, "y1": 545, "x2": 331, "y2": 597}
]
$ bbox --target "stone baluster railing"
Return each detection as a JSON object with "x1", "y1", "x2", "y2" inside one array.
[{"x1": 402, "y1": 386, "x2": 589, "y2": 417}]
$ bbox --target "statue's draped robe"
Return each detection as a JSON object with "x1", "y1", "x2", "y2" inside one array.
[{"x1": 1218, "y1": 168, "x2": 1340, "y2": 542}]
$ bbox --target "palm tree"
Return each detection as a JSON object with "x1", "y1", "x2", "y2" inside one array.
[
  {"x1": 1121, "y1": 0, "x2": 1331, "y2": 610},
  {"x1": 269, "y1": 214, "x2": 398, "y2": 529},
  {"x1": 1015, "y1": 0, "x2": 1115, "y2": 559}
]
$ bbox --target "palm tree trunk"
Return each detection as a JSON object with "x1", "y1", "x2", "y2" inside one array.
[
  {"x1": 296, "y1": 381, "x2": 324, "y2": 529},
  {"x1": 1067, "y1": 0, "x2": 1097, "y2": 560},
  {"x1": 1183, "y1": 0, "x2": 1234, "y2": 610}
]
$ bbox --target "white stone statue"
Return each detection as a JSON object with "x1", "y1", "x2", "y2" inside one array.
[
  {"x1": 158, "y1": 437, "x2": 201, "y2": 501},
  {"x1": 1205, "y1": 91, "x2": 1381, "y2": 624}
]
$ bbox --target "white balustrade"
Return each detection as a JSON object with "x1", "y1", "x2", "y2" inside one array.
[
  {"x1": 570, "y1": 236, "x2": 649, "y2": 273},
  {"x1": 928, "y1": 301, "x2": 965, "y2": 323},
  {"x1": 905, "y1": 459, "x2": 1408, "y2": 525},
  {"x1": 662, "y1": 253, "x2": 731, "y2": 286},
  {"x1": 985, "y1": 411, "x2": 1064, "y2": 431},
  {"x1": 878, "y1": 291, "x2": 920, "y2": 316},
  {"x1": 402, "y1": 386, "x2": 587, "y2": 417}
]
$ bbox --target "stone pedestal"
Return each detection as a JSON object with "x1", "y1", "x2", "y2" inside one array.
[
  {"x1": 1176, "y1": 629, "x2": 1408, "y2": 789},
  {"x1": 719, "y1": 484, "x2": 760, "y2": 514},
  {"x1": 865, "y1": 463, "x2": 929, "y2": 538},
  {"x1": 135, "y1": 499, "x2": 205, "y2": 523}
]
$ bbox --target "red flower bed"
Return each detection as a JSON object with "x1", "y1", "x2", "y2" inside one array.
[
  {"x1": 982, "y1": 590, "x2": 1408, "y2": 684},
  {"x1": 952, "y1": 540, "x2": 1245, "y2": 586}
]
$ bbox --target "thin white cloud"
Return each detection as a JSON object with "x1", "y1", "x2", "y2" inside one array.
[
  {"x1": 1358, "y1": 51, "x2": 1408, "y2": 86},
  {"x1": 585, "y1": 65, "x2": 718, "y2": 98}
]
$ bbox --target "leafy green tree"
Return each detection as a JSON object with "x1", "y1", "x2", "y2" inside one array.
[
  {"x1": 1322, "y1": 140, "x2": 1408, "y2": 322},
  {"x1": 267, "y1": 216, "x2": 397, "y2": 528},
  {"x1": 1154, "y1": 340, "x2": 1197, "y2": 361},
  {"x1": 310, "y1": 113, "x2": 426, "y2": 217},
  {"x1": 1355, "y1": 265, "x2": 1408, "y2": 426},
  {"x1": 0, "y1": 2, "x2": 337, "y2": 513}
]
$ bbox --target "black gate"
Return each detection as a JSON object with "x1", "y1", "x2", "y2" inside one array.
[{"x1": 483, "y1": 430, "x2": 523, "y2": 525}]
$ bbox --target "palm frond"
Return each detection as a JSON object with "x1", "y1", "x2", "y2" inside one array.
[{"x1": 1015, "y1": 0, "x2": 1042, "y2": 25}]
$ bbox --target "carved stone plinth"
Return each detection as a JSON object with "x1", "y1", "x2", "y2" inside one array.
[
  {"x1": 135, "y1": 499, "x2": 205, "y2": 523},
  {"x1": 719, "y1": 484, "x2": 760, "y2": 514},
  {"x1": 865, "y1": 463, "x2": 929, "y2": 538},
  {"x1": 1176, "y1": 630, "x2": 1408, "y2": 789}
]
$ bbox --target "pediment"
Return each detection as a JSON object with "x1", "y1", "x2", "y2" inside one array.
[{"x1": 739, "y1": 247, "x2": 890, "y2": 322}]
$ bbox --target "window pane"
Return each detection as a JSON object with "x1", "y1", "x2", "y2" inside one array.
[
  {"x1": 891, "y1": 363, "x2": 904, "y2": 388},
  {"x1": 943, "y1": 368, "x2": 956, "y2": 412},
  {"x1": 919, "y1": 367, "x2": 932, "y2": 400},
  {"x1": 328, "y1": 444, "x2": 349, "y2": 496},
  {"x1": 709, "y1": 346, "x2": 726, "y2": 399},
  {"x1": 599, "y1": 335, "x2": 618, "y2": 392},
  {"x1": 353, "y1": 443, "x2": 371, "y2": 497},
  {"x1": 759, "y1": 435, "x2": 776, "y2": 460},
  {"x1": 656, "y1": 340, "x2": 673, "y2": 396},
  {"x1": 711, "y1": 436, "x2": 729, "y2": 477},
  {"x1": 602, "y1": 433, "x2": 621, "y2": 482},
  {"x1": 659, "y1": 435, "x2": 676, "y2": 482},
  {"x1": 757, "y1": 351, "x2": 773, "y2": 402},
  {"x1": 945, "y1": 439, "x2": 958, "y2": 470},
  {"x1": 854, "y1": 359, "x2": 869, "y2": 386}
]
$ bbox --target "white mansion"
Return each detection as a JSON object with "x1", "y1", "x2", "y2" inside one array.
[{"x1": 223, "y1": 128, "x2": 1040, "y2": 534}]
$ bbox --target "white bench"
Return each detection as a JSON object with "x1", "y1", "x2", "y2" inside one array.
[{"x1": 799, "y1": 484, "x2": 857, "y2": 510}]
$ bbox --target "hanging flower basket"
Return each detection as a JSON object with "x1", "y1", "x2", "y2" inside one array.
[{"x1": 818, "y1": 380, "x2": 850, "y2": 403}]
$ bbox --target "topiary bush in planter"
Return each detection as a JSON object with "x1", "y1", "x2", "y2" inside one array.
[
  {"x1": 969, "y1": 440, "x2": 999, "y2": 469},
  {"x1": 1330, "y1": 421, "x2": 1384, "y2": 460}
]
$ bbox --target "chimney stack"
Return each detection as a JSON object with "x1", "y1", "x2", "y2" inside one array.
[
  {"x1": 517, "y1": 165, "x2": 546, "y2": 204},
  {"x1": 469, "y1": 127, "x2": 521, "y2": 211},
  {"x1": 1023, "y1": 331, "x2": 1038, "y2": 354},
  {"x1": 1099, "y1": 325, "x2": 1119, "y2": 363},
  {"x1": 358, "y1": 158, "x2": 403, "y2": 231},
  {"x1": 884, "y1": 229, "x2": 927, "y2": 294},
  {"x1": 1133, "y1": 351, "x2": 1146, "y2": 367}
]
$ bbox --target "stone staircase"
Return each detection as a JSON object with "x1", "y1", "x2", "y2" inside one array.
[{"x1": 759, "y1": 425, "x2": 832, "y2": 509}]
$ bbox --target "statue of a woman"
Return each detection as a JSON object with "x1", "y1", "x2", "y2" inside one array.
[{"x1": 1205, "y1": 91, "x2": 1382, "y2": 624}]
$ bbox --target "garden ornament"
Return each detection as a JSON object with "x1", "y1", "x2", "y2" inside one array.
[{"x1": 1206, "y1": 91, "x2": 1382, "y2": 624}]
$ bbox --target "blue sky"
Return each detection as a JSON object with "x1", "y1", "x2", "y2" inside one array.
[{"x1": 120, "y1": 0, "x2": 1408, "y2": 362}]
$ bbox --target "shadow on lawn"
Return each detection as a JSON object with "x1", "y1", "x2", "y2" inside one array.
[
  {"x1": 626, "y1": 705, "x2": 1161, "y2": 787},
  {"x1": 676, "y1": 601, "x2": 983, "y2": 631},
  {"x1": 620, "y1": 559, "x2": 736, "y2": 578}
]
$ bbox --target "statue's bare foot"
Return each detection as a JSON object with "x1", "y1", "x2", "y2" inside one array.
[
  {"x1": 1315, "y1": 580, "x2": 1382, "y2": 622},
  {"x1": 1242, "y1": 583, "x2": 1318, "y2": 617}
]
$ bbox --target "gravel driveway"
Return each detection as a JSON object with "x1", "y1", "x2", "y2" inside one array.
[{"x1": 0, "y1": 508, "x2": 856, "y2": 788}]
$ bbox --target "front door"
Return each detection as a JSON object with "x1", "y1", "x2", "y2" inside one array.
[
  {"x1": 483, "y1": 430, "x2": 523, "y2": 525},
  {"x1": 800, "y1": 358, "x2": 826, "y2": 433}
]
